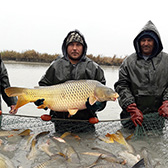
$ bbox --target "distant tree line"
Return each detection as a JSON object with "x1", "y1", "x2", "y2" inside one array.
[{"x1": 1, "y1": 50, "x2": 126, "y2": 66}]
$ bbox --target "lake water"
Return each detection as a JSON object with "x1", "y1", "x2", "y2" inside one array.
[
  {"x1": 1, "y1": 61, "x2": 168, "y2": 168},
  {"x1": 2, "y1": 61, "x2": 122, "y2": 120}
]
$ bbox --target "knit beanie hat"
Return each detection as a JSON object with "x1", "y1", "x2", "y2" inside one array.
[{"x1": 66, "y1": 32, "x2": 84, "y2": 46}]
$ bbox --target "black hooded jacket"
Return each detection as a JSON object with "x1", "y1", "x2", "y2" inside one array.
[
  {"x1": 38, "y1": 30, "x2": 106, "y2": 119},
  {"x1": 0, "y1": 56, "x2": 17, "y2": 110},
  {"x1": 114, "y1": 20, "x2": 168, "y2": 118}
]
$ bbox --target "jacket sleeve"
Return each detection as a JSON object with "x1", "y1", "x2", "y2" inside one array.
[
  {"x1": 95, "y1": 65, "x2": 106, "y2": 85},
  {"x1": 39, "y1": 63, "x2": 56, "y2": 86},
  {"x1": 93, "y1": 62, "x2": 107, "y2": 111},
  {"x1": 39, "y1": 59, "x2": 69, "y2": 86},
  {"x1": 114, "y1": 60, "x2": 135, "y2": 109},
  {"x1": 162, "y1": 87, "x2": 168, "y2": 101},
  {"x1": 86, "y1": 59, "x2": 106, "y2": 85},
  {"x1": 0, "y1": 60, "x2": 17, "y2": 107}
]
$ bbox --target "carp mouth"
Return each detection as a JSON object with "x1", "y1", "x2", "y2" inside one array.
[{"x1": 111, "y1": 93, "x2": 119, "y2": 101}]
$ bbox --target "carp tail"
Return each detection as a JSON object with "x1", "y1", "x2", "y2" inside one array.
[{"x1": 5, "y1": 87, "x2": 30, "y2": 109}]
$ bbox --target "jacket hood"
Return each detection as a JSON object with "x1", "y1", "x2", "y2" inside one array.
[
  {"x1": 62, "y1": 29, "x2": 87, "y2": 61},
  {"x1": 133, "y1": 20, "x2": 163, "y2": 59}
]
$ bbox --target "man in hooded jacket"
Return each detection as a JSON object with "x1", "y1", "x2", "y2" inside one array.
[
  {"x1": 114, "y1": 20, "x2": 168, "y2": 127},
  {"x1": 0, "y1": 55, "x2": 17, "y2": 115},
  {"x1": 35, "y1": 30, "x2": 106, "y2": 132}
]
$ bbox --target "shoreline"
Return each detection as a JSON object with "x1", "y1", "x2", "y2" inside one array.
[
  {"x1": 3, "y1": 60, "x2": 120, "y2": 68},
  {"x1": 3, "y1": 60, "x2": 50, "y2": 65}
]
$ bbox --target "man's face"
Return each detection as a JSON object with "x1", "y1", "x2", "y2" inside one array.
[
  {"x1": 67, "y1": 42, "x2": 83, "y2": 61},
  {"x1": 140, "y1": 37, "x2": 155, "y2": 56}
]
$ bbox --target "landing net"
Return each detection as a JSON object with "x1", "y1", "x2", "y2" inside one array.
[
  {"x1": 0, "y1": 112, "x2": 168, "y2": 139},
  {"x1": 0, "y1": 112, "x2": 168, "y2": 167}
]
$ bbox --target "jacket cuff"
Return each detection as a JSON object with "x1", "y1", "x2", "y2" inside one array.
[{"x1": 122, "y1": 99, "x2": 135, "y2": 109}]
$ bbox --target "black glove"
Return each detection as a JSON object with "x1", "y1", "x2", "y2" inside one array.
[
  {"x1": 34, "y1": 99, "x2": 48, "y2": 110},
  {"x1": 85, "y1": 98, "x2": 104, "y2": 112}
]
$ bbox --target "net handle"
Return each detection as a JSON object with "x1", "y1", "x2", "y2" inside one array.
[{"x1": 1, "y1": 112, "x2": 130, "y2": 123}]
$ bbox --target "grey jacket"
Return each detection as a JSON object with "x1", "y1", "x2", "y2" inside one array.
[
  {"x1": 39, "y1": 30, "x2": 106, "y2": 119},
  {"x1": 114, "y1": 20, "x2": 168, "y2": 118},
  {"x1": 0, "y1": 56, "x2": 17, "y2": 110}
]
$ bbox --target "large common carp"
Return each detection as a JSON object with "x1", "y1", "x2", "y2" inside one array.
[{"x1": 5, "y1": 80, "x2": 119, "y2": 116}]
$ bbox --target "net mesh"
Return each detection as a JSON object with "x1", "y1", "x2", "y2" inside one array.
[
  {"x1": 0, "y1": 113, "x2": 168, "y2": 167},
  {"x1": 1, "y1": 115, "x2": 55, "y2": 133},
  {"x1": 134, "y1": 112, "x2": 166, "y2": 138}
]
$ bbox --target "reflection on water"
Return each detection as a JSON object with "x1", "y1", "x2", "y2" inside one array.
[{"x1": 2, "y1": 62, "x2": 122, "y2": 119}]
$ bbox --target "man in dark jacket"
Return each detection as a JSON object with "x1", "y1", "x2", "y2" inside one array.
[
  {"x1": 114, "y1": 20, "x2": 168, "y2": 127},
  {"x1": 36, "y1": 30, "x2": 106, "y2": 132},
  {"x1": 0, "y1": 55, "x2": 17, "y2": 115}
]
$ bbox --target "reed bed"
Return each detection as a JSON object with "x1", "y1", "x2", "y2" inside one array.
[{"x1": 1, "y1": 50, "x2": 125, "y2": 66}]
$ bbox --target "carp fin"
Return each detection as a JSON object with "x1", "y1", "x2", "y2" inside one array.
[
  {"x1": 68, "y1": 108, "x2": 78, "y2": 116},
  {"x1": 5, "y1": 87, "x2": 25, "y2": 97},
  {"x1": 37, "y1": 104, "x2": 48, "y2": 109},
  {"x1": 18, "y1": 129, "x2": 32, "y2": 136},
  {"x1": 36, "y1": 100, "x2": 48, "y2": 109},
  {"x1": 89, "y1": 96, "x2": 98, "y2": 105},
  {"x1": 16, "y1": 95, "x2": 30, "y2": 109},
  {"x1": 5, "y1": 87, "x2": 31, "y2": 109}
]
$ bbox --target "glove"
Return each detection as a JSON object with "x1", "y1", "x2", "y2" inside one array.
[
  {"x1": 9, "y1": 105, "x2": 18, "y2": 115},
  {"x1": 126, "y1": 103, "x2": 143, "y2": 127},
  {"x1": 158, "y1": 100, "x2": 168, "y2": 118},
  {"x1": 34, "y1": 99, "x2": 48, "y2": 110},
  {"x1": 85, "y1": 98, "x2": 103, "y2": 112}
]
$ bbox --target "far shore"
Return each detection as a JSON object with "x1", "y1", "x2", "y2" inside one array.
[
  {"x1": 1, "y1": 50, "x2": 125, "y2": 66},
  {"x1": 4, "y1": 60, "x2": 50, "y2": 65}
]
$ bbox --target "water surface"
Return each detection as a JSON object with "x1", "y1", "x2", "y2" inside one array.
[
  {"x1": 1, "y1": 61, "x2": 167, "y2": 168},
  {"x1": 2, "y1": 61, "x2": 122, "y2": 119}
]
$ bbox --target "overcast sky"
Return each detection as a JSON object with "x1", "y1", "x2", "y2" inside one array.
[{"x1": 0, "y1": 0, "x2": 168, "y2": 58}]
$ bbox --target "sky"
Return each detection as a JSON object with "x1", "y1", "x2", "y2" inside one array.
[{"x1": 0, "y1": 0, "x2": 168, "y2": 58}]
